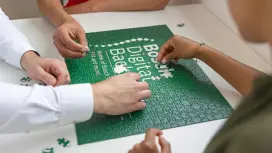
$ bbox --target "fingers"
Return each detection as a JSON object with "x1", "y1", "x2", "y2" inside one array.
[
  {"x1": 129, "y1": 129, "x2": 165, "y2": 153},
  {"x1": 38, "y1": 68, "x2": 57, "y2": 86},
  {"x1": 56, "y1": 74, "x2": 70, "y2": 86},
  {"x1": 137, "y1": 82, "x2": 150, "y2": 90},
  {"x1": 128, "y1": 102, "x2": 147, "y2": 113},
  {"x1": 159, "y1": 135, "x2": 171, "y2": 153},
  {"x1": 51, "y1": 60, "x2": 70, "y2": 86},
  {"x1": 125, "y1": 72, "x2": 141, "y2": 81},
  {"x1": 67, "y1": 75, "x2": 71, "y2": 84},
  {"x1": 129, "y1": 143, "x2": 141, "y2": 153},
  {"x1": 57, "y1": 29, "x2": 86, "y2": 52},
  {"x1": 77, "y1": 30, "x2": 89, "y2": 50},
  {"x1": 157, "y1": 38, "x2": 174, "y2": 62},
  {"x1": 145, "y1": 128, "x2": 162, "y2": 142},
  {"x1": 161, "y1": 52, "x2": 176, "y2": 64},
  {"x1": 137, "y1": 90, "x2": 152, "y2": 100},
  {"x1": 54, "y1": 38, "x2": 85, "y2": 58}
]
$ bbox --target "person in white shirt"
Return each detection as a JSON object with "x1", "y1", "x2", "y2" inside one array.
[{"x1": 0, "y1": 8, "x2": 151, "y2": 133}]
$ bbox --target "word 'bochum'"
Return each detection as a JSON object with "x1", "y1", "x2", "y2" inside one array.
[{"x1": 109, "y1": 44, "x2": 174, "y2": 81}]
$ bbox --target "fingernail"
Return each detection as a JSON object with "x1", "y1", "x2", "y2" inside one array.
[
  {"x1": 162, "y1": 59, "x2": 167, "y2": 64},
  {"x1": 85, "y1": 45, "x2": 90, "y2": 51},
  {"x1": 81, "y1": 48, "x2": 87, "y2": 52},
  {"x1": 140, "y1": 99, "x2": 145, "y2": 102},
  {"x1": 82, "y1": 52, "x2": 86, "y2": 56},
  {"x1": 80, "y1": 46, "x2": 89, "y2": 52}
]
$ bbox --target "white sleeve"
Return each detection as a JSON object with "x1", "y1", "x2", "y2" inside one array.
[
  {"x1": 0, "y1": 82, "x2": 94, "y2": 133},
  {"x1": 0, "y1": 8, "x2": 36, "y2": 69}
]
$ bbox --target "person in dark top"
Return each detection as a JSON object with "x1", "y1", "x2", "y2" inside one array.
[{"x1": 128, "y1": 0, "x2": 272, "y2": 153}]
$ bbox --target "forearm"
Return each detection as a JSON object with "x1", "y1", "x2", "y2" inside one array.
[
  {"x1": 196, "y1": 45, "x2": 264, "y2": 96},
  {"x1": 65, "y1": 0, "x2": 169, "y2": 14},
  {"x1": 0, "y1": 83, "x2": 93, "y2": 133},
  {"x1": 37, "y1": 0, "x2": 74, "y2": 27}
]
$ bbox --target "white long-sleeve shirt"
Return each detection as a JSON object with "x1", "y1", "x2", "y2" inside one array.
[{"x1": 0, "y1": 8, "x2": 94, "y2": 133}]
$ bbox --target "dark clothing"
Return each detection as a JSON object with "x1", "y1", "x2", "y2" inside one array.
[{"x1": 205, "y1": 75, "x2": 272, "y2": 153}]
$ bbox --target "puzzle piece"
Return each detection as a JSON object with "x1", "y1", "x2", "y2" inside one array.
[
  {"x1": 57, "y1": 138, "x2": 71, "y2": 147},
  {"x1": 177, "y1": 23, "x2": 185, "y2": 27},
  {"x1": 20, "y1": 77, "x2": 31, "y2": 82},
  {"x1": 42, "y1": 148, "x2": 54, "y2": 153},
  {"x1": 38, "y1": 82, "x2": 47, "y2": 86}
]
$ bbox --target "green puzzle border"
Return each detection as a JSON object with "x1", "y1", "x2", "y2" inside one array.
[{"x1": 65, "y1": 25, "x2": 233, "y2": 145}]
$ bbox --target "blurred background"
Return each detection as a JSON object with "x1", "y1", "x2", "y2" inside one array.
[{"x1": 0, "y1": 0, "x2": 206, "y2": 19}]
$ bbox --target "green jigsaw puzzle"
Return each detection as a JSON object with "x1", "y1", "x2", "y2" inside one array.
[{"x1": 65, "y1": 25, "x2": 233, "y2": 145}]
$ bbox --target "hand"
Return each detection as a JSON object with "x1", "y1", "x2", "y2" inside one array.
[
  {"x1": 92, "y1": 73, "x2": 151, "y2": 115},
  {"x1": 21, "y1": 51, "x2": 70, "y2": 86},
  {"x1": 53, "y1": 19, "x2": 89, "y2": 58},
  {"x1": 129, "y1": 129, "x2": 171, "y2": 153},
  {"x1": 157, "y1": 35, "x2": 200, "y2": 64}
]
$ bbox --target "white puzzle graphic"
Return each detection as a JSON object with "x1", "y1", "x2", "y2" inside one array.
[{"x1": 114, "y1": 65, "x2": 128, "y2": 74}]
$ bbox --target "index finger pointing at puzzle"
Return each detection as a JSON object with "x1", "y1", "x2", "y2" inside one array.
[{"x1": 145, "y1": 128, "x2": 163, "y2": 142}]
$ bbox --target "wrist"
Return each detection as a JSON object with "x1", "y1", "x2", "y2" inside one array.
[
  {"x1": 92, "y1": 83, "x2": 104, "y2": 114},
  {"x1": 21, "y1": 51, "x2": 40, "y2": 70},
  {"x1": 58, "y1": 15, "x2": 75, "y2": 27},
  {"x1": 195, "y1": 43, "x2": 207, "y2": 60}
]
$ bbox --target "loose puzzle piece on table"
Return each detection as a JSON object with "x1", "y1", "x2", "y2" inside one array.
[
  {"x1": 65, "y1": 25, "x2": 233, "y2": 145},
  {"x1": 19, "y1": 76, "x2": 47, "y2": 86}
]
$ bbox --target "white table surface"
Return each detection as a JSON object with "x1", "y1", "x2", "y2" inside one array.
[{"x1": 0, "y1": 4, "x2": 271, "y2": 153}]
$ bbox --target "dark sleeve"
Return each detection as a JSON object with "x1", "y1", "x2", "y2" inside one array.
[
  {"x1": 204, "y1": 75, "x2": 272, "y2": 153},
  {"x1": 224, "y1": 117, "x2": 272, "y2": 153}
]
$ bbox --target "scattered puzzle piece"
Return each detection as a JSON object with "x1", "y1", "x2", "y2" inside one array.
[
  {"x1": 20, "y1": 77, "x2": 31, "y2": 82},
  {"x1": 42, "y1": 148, "x2": 54, "y2": 153},
  {"x1": 177, "y1": 23, "x2": 185, "y2": 27},
  {"x1": 57, "y1": 138, "x2": 71, "y2": 147}
]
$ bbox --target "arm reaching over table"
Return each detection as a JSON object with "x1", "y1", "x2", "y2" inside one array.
[
  {"x1": 0, "y1": 72, "x2": 150, "y2": 133},
  {"x1": 37, "y1": 0, "x2": 169, "y2": 58},
  {"x1": 0, "y1": 8, "x2": 151, "y2": 133},
  {"x1": 157, "y1": 35, "x2": 264, "y2": 96},
  {"x1": 37, "y1": 0, "x2": 89, "y2": 58}
]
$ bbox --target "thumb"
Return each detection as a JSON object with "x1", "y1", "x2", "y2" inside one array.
[
  {"x1": 38, "y1": 69, "x2": 57, "y2": 86},
  {"x1": 157, "y1": 39, "x2": 174, "y2": 62},
  {"x1": 159, "y1": 135, "x2": 171, "y2": 153},
  {"x1": 78, "y1": 31, "x2": 89, "y2": 51},
  {"x1": 161, "y1": 52, "x2": 176, "y2": 64}
]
